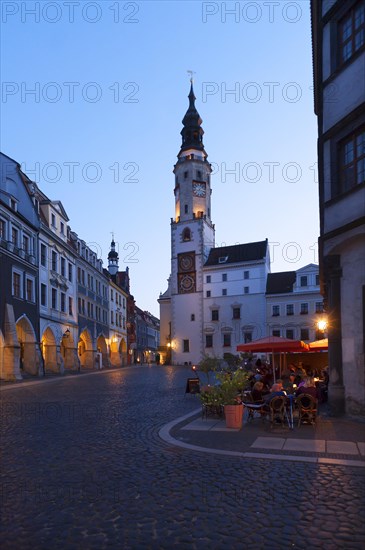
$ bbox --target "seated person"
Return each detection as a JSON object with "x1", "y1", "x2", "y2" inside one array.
[
  {"x1": 251, "y1": 381, "x2": 265, "y2": 403},
  {"x1": 295, "y1": 377, "x2": 319, "y2": 400},
  {"x1": 282, "y1": 372, "x2": 296, "y2": 393},
  {"x1": 263, "y1": 381, "x2": 287, "y2": 404}
]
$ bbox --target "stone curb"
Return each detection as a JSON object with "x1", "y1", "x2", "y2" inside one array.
[{"x1": 159, "y1": 409, "x2": 365, "y2": 468}]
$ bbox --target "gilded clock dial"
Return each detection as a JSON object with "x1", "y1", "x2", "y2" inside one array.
[
  {"x1": 180, "y1": 274, "x2": 195, "y2": 292},
  {"x1": 180, "y1": 255, "x2": 194, "y2": 271},
  {"x1": 193, "y1": 183, "x2": 206, "y2": 197}
]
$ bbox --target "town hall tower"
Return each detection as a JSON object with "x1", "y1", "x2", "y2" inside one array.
[{"x1": 159, "y1": 82, "x2": 215, "y2": 364}]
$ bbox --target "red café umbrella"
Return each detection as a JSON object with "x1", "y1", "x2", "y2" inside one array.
[
  {"x1": 237, "y1": 336, "x2": 310, "y2": 383},
  {"x1": 237, "y1": 336, "x2": 310, "y2": 353},
  {"x1": 308, "y1": 338, "x2": 328, "y2": 351}
]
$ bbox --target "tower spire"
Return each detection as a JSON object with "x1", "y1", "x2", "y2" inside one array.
[
  {"x1": 180, "y1": 77, "x2": 205, "y2": 155},
  {"x1": 108, "y1": 235, "x2": 119, "y2": 276}
]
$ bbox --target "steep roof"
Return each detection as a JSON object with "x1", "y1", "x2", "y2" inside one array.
[
  {"x1": 266, "y1": 271, "x2": 296, "y2": 294},
  {"x1": 204, "y1": 240, "x2": 268, "y2": 267}
]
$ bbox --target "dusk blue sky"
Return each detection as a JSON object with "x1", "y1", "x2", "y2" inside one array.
[{"x1": 1, "y1": 1, "x2": 318, "y2": 316}]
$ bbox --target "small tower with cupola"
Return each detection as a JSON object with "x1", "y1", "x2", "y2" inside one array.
[
  {"x1": 159, "y1": 81, "x2": 215, "y2": 365},
  {"x1": 108, "y1": 236, "x2": 119, "y2": 276}
]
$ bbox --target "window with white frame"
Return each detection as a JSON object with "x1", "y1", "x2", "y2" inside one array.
[
  {"x1": 51, "y1": 288, "x2": 57, "y2": 309},
  {"x1": 25, "y1": 277, "x2": 35, "y2": 302},
  {"x1": 0, "y1": 218, "x2": 6, "y2": 240},
  {"x1": 22, "y1": 234, "x2": 29, "y2": 253},
  {"x1": 300, "y1": 276, "x2": 308, "y2": 287},
  {"x1": 12, "y1": 270, "x2": 22, "y2": 298},
  {"x1": 40, "y1": 244, "x2": 47, "y2": 267},
  {"x1": 11, "y1": 226, "x2": 18, "y2": 246},
  {"x1": 244, "y1": 331, "x2": 252, "y2": 343},
  {"x1": 52, "y1": 251, "x2": 57, "y2": 272},
  {"x1": 223, "y1": 333, "x2": 231, "y2": 347},
  {"x1": 272, "y1": 305, "x2": 280, "y2": 317},
  {"x1": 41, "y1": 283, "x2": 47, "y2": 306},
  {"x1": 205, "y1": 334, "x2": 213, "y2": 348},
  {"x1": 300, "y1": 303, "x2": 309, "y2": 315}
]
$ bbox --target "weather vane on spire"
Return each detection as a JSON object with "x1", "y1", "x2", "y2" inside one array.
[{"x1": 187, "y1": 70, "x2": 196, "y2": 83}]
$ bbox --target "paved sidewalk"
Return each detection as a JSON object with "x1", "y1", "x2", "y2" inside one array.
[{"x1": 161, "y1": 406, "x2": 365, "y2": 467}]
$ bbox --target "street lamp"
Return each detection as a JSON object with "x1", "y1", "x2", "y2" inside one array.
[
  {"x1": 317, "y1": 320, "x2": 327, "y2": 332},
  {"x1": 316, "y1": 318, "x2": 328, "y2": 340}
]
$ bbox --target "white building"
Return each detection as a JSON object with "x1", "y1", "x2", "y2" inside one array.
[
  {"x1": 311, "y1": 0, "x2": 365, "y2": 415},
  {"x1": 37, "y1": 192, "x2": 79, "y2": 372},
  {"x1": 266, "y1": 264, "x2": 325, "y2": 342},
  {"x1": 203, "y1": 242, "x2": 270, "y2": 356}
]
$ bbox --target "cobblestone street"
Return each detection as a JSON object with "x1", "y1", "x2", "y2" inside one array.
[{"x1": 1, "y1": 366, "x2": 364, "y2": 549}]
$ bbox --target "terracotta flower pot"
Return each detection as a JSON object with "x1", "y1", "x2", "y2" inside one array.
[{"x1": 224, "y1": 404, "x2": 244, "y2": 429}]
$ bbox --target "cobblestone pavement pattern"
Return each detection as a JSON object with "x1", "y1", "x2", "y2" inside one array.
[{"x1": 1, "y1": 366, "x2": 364, "y2": 549}]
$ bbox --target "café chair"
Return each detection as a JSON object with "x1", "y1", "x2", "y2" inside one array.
[
  {"x1": 269, "y1": 396, "x2": 287, "y2": 428},
  {"x1": 242, "y1": 392, "x2": 268, "y2": 422},
  {"x1": 296, "y1": 394, "x2": 318, "y2": 426}
]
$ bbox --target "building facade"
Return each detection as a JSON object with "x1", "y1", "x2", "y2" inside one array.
[
  {"x1": 311, "y1": 0, "x2": 365, "y2": 415},
  {"x1": 266, "y1": 264, "x2": 325, "y2": 342},
  {"x1": 0, "y1": 153, "x2": 41, "y2": 380},
  {"x1": 202, "y1": 242, "x2": 270, "y2": 357},
  {"x1": 74, "y1": 234, "x2": 110, "y2": 369},
  {"x1": 37, "y1": 190, "x2": 79, "y2": 373}
]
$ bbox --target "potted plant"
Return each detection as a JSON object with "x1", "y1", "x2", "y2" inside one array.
[
  {"x1": 196, "y1": 355, "x2": 222, "y2": 390},
  {"x1": 199, "y1": 385, "x2": 224, "y2": 419},
  {"x1": 216, "y1": 369, "x2": 250, "y2": 429}
]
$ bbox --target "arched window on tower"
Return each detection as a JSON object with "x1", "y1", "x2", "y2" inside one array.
[{"x1": 182, "y1": 228, "x2": 191, "y2": 242}]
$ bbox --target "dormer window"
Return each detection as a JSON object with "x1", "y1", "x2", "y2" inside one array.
[
  {"x1": 10, "y1": 198, "x2": 18, "y2": 211},
  {"x1": 51, "y1": 213, "x2": 56, "y2": 227},
  {"x1": 218, "y1": 256, "x2": 228, "y2": 264},
  {"x1": 60, "y1": 222, "x2": 65, "y2": 235}
]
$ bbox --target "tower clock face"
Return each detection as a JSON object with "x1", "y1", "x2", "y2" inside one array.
[
  {"x1": 179, "y1": 274, "x2": 195, "y2": 293},
  {"x1": 193, "y1": 182, "x2": 206, "y2": 197},
  {"x1": 178, "y1": 252, "x2": 195, "y2": 272}
]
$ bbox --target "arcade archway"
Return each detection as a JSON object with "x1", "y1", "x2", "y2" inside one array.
[
  {"x1": 97, "y1": 335, "x2": 108, "y2": 368},
  {"x1": 16, "y1": 316, "x2": 42, "y2": 376},
  {"x1": 78, "y1": 329, "x2": 93, "y2": 369}
]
